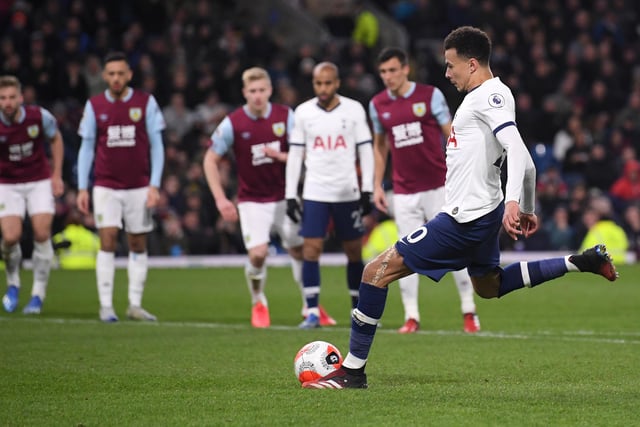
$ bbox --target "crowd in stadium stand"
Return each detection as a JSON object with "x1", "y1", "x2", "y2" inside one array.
[{"x1": 2, "y1": 0, "x2": 640, "y2": 258}]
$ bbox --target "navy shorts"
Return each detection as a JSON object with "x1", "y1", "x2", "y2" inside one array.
[
  {"x1": 300, "y1": 199, "x2": 364, "y2": 240},
  {"x1": 395, "y1": 203, "x2": 504, "y2": 282}
]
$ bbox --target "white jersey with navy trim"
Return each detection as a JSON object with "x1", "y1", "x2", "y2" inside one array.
[
  {"x1": 443, "y1": 77, "x2": 516, "y2": 223},
  {"x1": 288, "y1": 95, "x2": 372, "y2": 202}
]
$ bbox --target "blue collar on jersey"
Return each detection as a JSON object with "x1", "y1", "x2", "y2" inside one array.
[
  {"x1": 0, "y1": 106, "x2": 25, "y2": 125},
  {"x1": 387, "y1": 81, "x2": 416, "y2": 100},
  {"x1": 104, "y1": 87, "x2": 134, "y2": 103}
]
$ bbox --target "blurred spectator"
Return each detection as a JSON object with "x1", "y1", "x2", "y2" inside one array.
[
  {"x1": 351, "y1": 1, "x2": 379, "y2": 49},
  {"x1": 243, "y1": 23, "x2": 278, "y2": 67},
  {"x1": 536, "y1": 165, "x2": 569, "y2": 218},
  {"x1": 544, "y1": 205, "x2": 576, "y2": 250},
  {"x1": 567, "y1": 182, "x2": 589, "y2": 226},
  {"x1": 622, "y1": 204, "x2": 640, "y2": 261},
  {"x1": 52, "y1": 208, "x2": 100, "y2": 269},
  {"x1": 610, "y1": 159, "x2": 640, "y2": 205},
  {"x1": 579, "y1": 195, "x2": 628, "y2": 264},
  {"x1": 584, "y1": 144, "x2": 617, "y2": 192},
  {"x1": 195, "y1": 91, "x2": 230, "y2": 135},
  {"x1": 562, "y1": 122, "x2": 593, "y2": 186},
  {"x1": 57, "y1": 60, "x2": 88, "y2": 104},
  {"x1": 182, "y1": 209, "x2": 216, "y2": 255},
  {"x1": 157, "y1": 213, "x2": 187, "y2": 256},
  {"x1": 323, "y1": 0, "x2": 355, "y2": 38},
  {"x1": 83, "y1": 54, "x2": 107, "y2": 97},
  {"x1": 163, "y1": 174, "x2": 187, "y2": 215},
  {"x1": 24, "y1": 50, "x2": 56, "y2": 104},
  {"x1": 162, "y1": 92, "x2": 198, "y2": 141},
  {"x1": 614, "y1": 91, "x2": 640, "y2": 142}
]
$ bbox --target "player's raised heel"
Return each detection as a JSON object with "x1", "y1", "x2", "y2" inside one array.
[
  {"x1": 2, "y1": 285, "x2": 19, "y2": 313},
  {"x1": 569, "y1": 244, "x2": 618, "y2": 281},
  {"x1": 23, "y1": 296, "x2": 43, "y2": 314},
  {"x1": 302, "y1": 367, "x2": 368, "y2": 389}
]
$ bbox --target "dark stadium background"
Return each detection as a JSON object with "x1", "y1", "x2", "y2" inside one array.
[{"x1": 3, "y1": 0, "x2": 640, "y2": 260}]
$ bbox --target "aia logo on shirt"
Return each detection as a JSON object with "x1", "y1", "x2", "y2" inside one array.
[
  {"x1": 312, "y1": 135, "x2": 347, "y2": 151},
  {"x1": 446, "y1": 126, "x2": 458, "y2": 148}
]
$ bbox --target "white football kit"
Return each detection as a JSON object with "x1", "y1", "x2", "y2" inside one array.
[
  {"x1": 444, "y1": 77, "x2": 535, "y2": 223},
  {"x1": 286, "y1": 95, "x2": 373, "y2": 202}
]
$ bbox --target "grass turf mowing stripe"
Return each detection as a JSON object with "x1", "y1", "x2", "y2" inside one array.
[{"x1": 2, "y1": 315, "x2": 638, "y2": 345}]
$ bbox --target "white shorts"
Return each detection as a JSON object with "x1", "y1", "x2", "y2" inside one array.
[
  {"x1": 0, "y1": 179, "x2": 54, "y2": 218},
  {"x1": 93, "y1": 186, "x2": 153, "y2": 233},
  {"x1": 238, "y1": 200, "x2": 303, "y2": 250},
  {"x1": 392, "y1": 187, "x2": 446, "y2": 236}
]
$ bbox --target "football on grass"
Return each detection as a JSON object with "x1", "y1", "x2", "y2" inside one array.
[{"x1": 294, "y1": 340, "x2": 343, "y2": 383}]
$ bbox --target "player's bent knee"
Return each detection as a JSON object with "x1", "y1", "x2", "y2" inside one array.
[
  {"x1": 1, "y1": 234, "x2": 21, "y2": 246},
  {"x1": 473, "y1": 285, "x2": 499, "y2": 299},
  {"x1": 471, "y1": 274, "x2": 500, "y2": 299},
  {"x1": 32, "y1": 232, "x2": 51, "y2": 243}
]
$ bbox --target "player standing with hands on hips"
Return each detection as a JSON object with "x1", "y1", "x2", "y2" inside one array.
[
  {"x1": 77, "y1": 52, "x2": 165, "y2": 323},
  {"x1": 0, "y1": 75, "x2": 64, "y2": 314},
  {"x1": 302, "y1": 26, "x2": 617, "y2": 389},
  {"x1": 286, "y1": 62, "x2": 375, "y2": 329},
  {"x1": 369, "y1": 47, "x2": 480, "y2": 334}
]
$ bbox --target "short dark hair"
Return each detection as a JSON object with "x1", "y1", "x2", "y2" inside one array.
[
  {"x1": 103, "y1": 51, "x2": 128, "y2": 65},
  {"x1": 377, "y1": 47, "x2": 408, "y2": 66},
  {"x1": 443, "y1": 26, "x2": 492, "y2": 65}
]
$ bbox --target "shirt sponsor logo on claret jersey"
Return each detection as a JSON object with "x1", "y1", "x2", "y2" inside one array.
[
  {"x1": 106, "y1": 125, "x2": 136, "y2": 147},
  {"x1": 392, "y1": 122, "x2": 423, "y2": 148},
  {"x1": 251, "y1": 140, "x2": 280, "y2": 166}
]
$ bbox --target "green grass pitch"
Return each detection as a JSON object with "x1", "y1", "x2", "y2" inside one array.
[{"x1": 1, "y1": 263, "x2": 638, "y2": 426}]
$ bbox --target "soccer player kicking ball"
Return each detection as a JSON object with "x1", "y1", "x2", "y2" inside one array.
[{"x1": 302, "y1": 26, "x2": 617, "y2": 389}]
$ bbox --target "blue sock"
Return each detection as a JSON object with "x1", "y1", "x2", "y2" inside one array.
[
  {"x1": 347, "y1": 261, "x2": 363, "y2": 308},
  {"x1": 350, "y1": 283, "x2": 388, "y2": 360},
  {"x1": 499, "y1": 258, "x2": 568, "y2": 297},
  {"x1": 302, "y1": 260, "x2": 320, "y2": 309}
]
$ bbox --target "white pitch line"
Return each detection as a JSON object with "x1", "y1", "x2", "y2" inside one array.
[{"x1": 1, "y1": 316, "x2": 639, "y2": 345}]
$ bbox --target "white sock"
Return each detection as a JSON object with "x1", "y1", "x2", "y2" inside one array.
[
  {"x1": 128, "y1": 251, "x2": 148, "y2": 307},
  {"x1": 452, "y1": 269, "x2": 476, "y2": 314},
  {"x1": 565, "y1": 255, "x2": 580, "y2": 271},
  {"x1": 96, "y1": 250, "x2": 115, "y2": 308},
  {"x1": 342, "y1": 352, "x2": 367, "y2": 370},
  {"x1": 31, "y1": 240, "x2": 53, "y2": 299},
  {"x1": 245, "y1": 262, "x2": 267, "y2": 305},
  {"x1": 1, "y1": 241, "x2": 22, "y2": 287},
  {"x1": 398, "y1": 273, "x2": 420, "y2": 321},
  {"x1": 290, "y1": 257, "x2": 307, "y2": 315}
]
